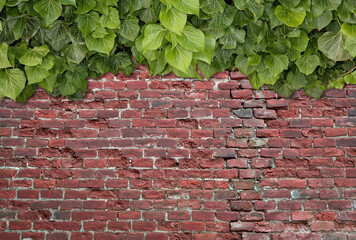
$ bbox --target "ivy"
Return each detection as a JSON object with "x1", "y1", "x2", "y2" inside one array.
[{"x1": 0, "y1": 0, "x2": 356, "y2": 102}]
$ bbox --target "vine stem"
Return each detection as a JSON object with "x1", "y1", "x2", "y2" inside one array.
[{"x1": 336, "y1": 65, "x2": 356, "y2": 80}]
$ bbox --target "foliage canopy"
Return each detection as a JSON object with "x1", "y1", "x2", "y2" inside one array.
[{"x1": 1, "y1": 0, "x2": 356, "y2": 102}]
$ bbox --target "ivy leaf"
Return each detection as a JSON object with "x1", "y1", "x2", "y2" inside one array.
[
  {"x1": 142, "y1": 24, "x2": 166, "y2": 51},
  {"x1": 304, "y1": 85, "x2": 323, "y2": 99},
  {"x1": 25, "y1": 65, "x2": 50, "y2": 84},
  {"x1": 22, "y1": 16, "x2": 41, "y2": 42},
  {"x1": 296, "y1": 55, "x2": 320, "y2": 75},
  {"x1": 61, "y1": 0, "x2": 76, "y2": 6},
  {"x1": 287, "y1": 69, "x2": 307, "y2": 89},
  {"x1": 85, "y1": 30, "x2": 116, "y2": 55},
  {"x1": 250, "y1": 71, "x2": 264, "y2": 89},
  {"x1": 345, "y1": 37, "x2": 356, "y2": 57},
  {"x1": 119, "y1": 16, "x2": 140, "y2": 41},
  {"x1": 0, "y1": 0, "x2": 5, "y2": 12},
  {"x1": 34, "y1": 0, "x2": 63, "y2": 26},
  {"x1": 275, "y1": 5, "x2": 306, "y2": 27},
  {"x1": 75, "y1": 0, "x2": 96, "y2": 14},
  {"x1": 38, "y1": 73, "x2": 57, "y2": 93},
  {"x1": 265, "y1": 54, "x2": 289, "y2": 76},
  {"x1": 16, "y1": 84, "x2": 37, "y2": 104},
  {"x1": 19, "y1": 45, "x2": 50, "y2": 66},
  {"x1": 0, "y1": 43, "x2": 13, "y2": 69},
  {"x1": 165, "y1": 44, "x2": 192, "y2": 74},
  {"x1": 318, "y1": 31, "x2": 351, "y2": 61},
  {"x1": 235, "y1": 55, "x2": 257, "y2": 75},
  {"x1": 279, "y1": 0, "x2": 301, "y2": 8},
  {"x1": 201, "y1": 0, "x2": 225, "y2": 14},
  {"x1": 62, "y1": 43, "x2": 87, "y2": 64},
  {"x1": 219, "y1": 27, "x2": 245, "y2": 49},
  {"x1": 100, "y1": 7, "x2": 121, "y2": 29},
  {"x1": 8, "y1": 15, "x2": 27, "y2": 40},
  {"x1": 46, "y1": 21, "x2": 69, "y2": 42},
  {"x1": 234, "y1": 0, "x2": 264, "y2": 20},
  {"x1": 76, "y1": 11, "x2": 100, "y2": 37},
  {"x1": 289, "y1": 30, "x2": 309, "y2": 52},
  {"x1": 109, "y1": 52, "x2": 133, "y2": 73},
  {"x1": 198, "y1": 61, "x2": 219, "y2": 79},
  {"x1": 341, "y1": 23, "x2": 356, "y2": 38},
  {"x1": 313, "y1": 0, "x2": 342, "y2": 11},
  {"x1": 344, "y1": 71, "x2": 356, "y2": 84},
  {"x1": 194, "y1": 33, "x2": 216, "y2": 64},
  {"x1": 208, "y1": 5, "x2": 235, "y2": 30},
  {"x1": 160, "y1": 6, "x2": 187, "y2": 35},
  {"x1": 59, "y1": 65, "x2": 88, "y2": 96},
  {"x1": 0, "y1": 68, "x2": 26, "y2": 100},
  {"x1": 176, "y1": 25, "x2": 205, "y2": 52},
  {"x1": 170, "y1": 0, "x2": 200, "y2": 16},
  {"x1": 274, "y1": 80, "x2": 295, "y2": 97}
]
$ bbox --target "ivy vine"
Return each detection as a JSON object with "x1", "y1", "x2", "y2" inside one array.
[{"x1": 0, "y1": 0, "x2": 356, "y2": 102}]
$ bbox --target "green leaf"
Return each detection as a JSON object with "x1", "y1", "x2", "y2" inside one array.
[
  {"x1": 275, "y1": 5, "x2": 306, "y2": 27},
  {"x1": 0, "y1": 0, "x2": 5, "y2": 12},
  {"x1": 10, "y1": 15, "x2": 27, "y2": 40},
  {"x1": 198, "y1": 61, "x2": 219, "y2": 79},
  {"x1": 194, "y1": 33, "x2": 216, "y2": 64},
  {"x1": 61, "y1": 0, "x2": 76, "y2": 6},
  {"x1": 313, "y1": 0, "x2": 342, "y2": 11},
  {"x1": 208, "y1": 5, "x2": 235, "y2": 30},
  {"x1": 16, "y1": 84, "x2": 37, "y2": 104},
  {"x1": 296, "y1": 55, "x2": 320, "y2": 75},
  {"x1": 59, "y1": 65, "x2": 88, "y2": 96},
  {"x1": 165, "y1": 44, "x2": 192, "y2": 74},
  {"x1": 46, "y1": 21, "x2": 69, "y2": 42},
  {"x1": 344, "y1": 71, "x2": 356, "y2": 84},
  {"x1": 235, "y1": 55, "x2": 257, "y2": 75},
  {"x1": 170, "y1": 0, "x2": 199, "y2": 16},
  {"x1": 85, "y1": 30, "x2": 116, "y2": 55},
  {"x1": 38, "y1": 73, "x2": 57, "y2": 93},
  {"x1": 287, "y1": 69, "x2": 307, "y2": 89},
  {"x1": 109, "y1": 52, "x2": 133, "y2": 73},
  {"x1": 75, "y1": 0, "x2": 96, "y2": 14},
  {"x1": 160, "y1": 6, "x2": 187, "y2": 35},
  {"x1": 219, "y1": 27, "x2": 245, "y2": 49},
  {"x1": 247, "y1": 54, "x2": 261, "y2": 66},
  {"x1": 304, "y1": 85, "x2": 323, "y2": 98},
  {"x1": 234, "y1": 0, "x2": 264, "y2": 20},
  {"x1": 119, "y1": 16, "x2": 140, "y2": 41},
  {"x1": 62, "y1": 43, "x2": 87, "y2": 64},
  {"x1": 25, "y1": 65, "x2": 50, "y2": 84},
  {"x1": 34, "y1": 0, "x2": 62, "y2": 26},
  {"x1": 201, "y1": 0, "x2": 225, "y2": 14},
  {"x1": 318, "y1": 31, "x2": 351, "y2": 61},
  {"x1": 265, "y1": 54, "x2": 289, "y2": 76},
  {"x1": 142, "y1": 24, "x2": 166, "y2": 51},
  {"x1": 0, "y1": 68, "x2": 26, "y2": 100},
  {"x1": 274, "y1": 80, "x2": 295, "y2": 97},
  {"x1": 249, "y1": 71, "x2": 264, "y2": 89},
  {"x1": 76, "y1": 11, "x2": 100, "y2": 36},
  {"x1": 258, "y1": 69, "x2": 280, "y2": 85},
  {"x1": 100, "y1": 7, "x2": 121, "y2": 29},
  {"x1": 279, "y1": 0, "x2": 301, "y2": 8},
  {"x1": 341, "y1": 23, "x2": 356, "y2": 38},
  {"x1": 176, "y1": 25, "x2": 205, "y2": 52},
  {"x1": 19, "y1": 45, "x2": 50, "y2": 66},
  {"x1": 289, "y1": 30, "x2": 309, "y2": 52},
  {"x1": 345, "y1": 37, "x2": 356, "y2": 57},
  {"x1": 0, "y1": 43, "x2": 13, "y2": 69}
]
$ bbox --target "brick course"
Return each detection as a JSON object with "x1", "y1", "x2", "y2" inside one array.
[{"x1": 0, "y1": 69, "x2": 355, "y2": 239}]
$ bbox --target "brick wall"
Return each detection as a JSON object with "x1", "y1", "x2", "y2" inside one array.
[{"x1": 0, "y1": 69, "x2": 355, "y2": 240}]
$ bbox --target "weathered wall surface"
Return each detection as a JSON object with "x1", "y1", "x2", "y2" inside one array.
[{"x1": 0, "y1": 69, "x2": 355, "y2": 240}]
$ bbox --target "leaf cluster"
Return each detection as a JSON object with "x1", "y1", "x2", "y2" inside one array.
[{"x1": 0, "y1": 0, "x2": 356, "y2": 101}]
